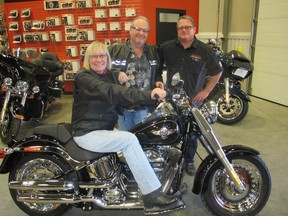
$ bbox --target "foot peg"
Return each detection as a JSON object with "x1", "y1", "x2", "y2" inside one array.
[{"x1": 144, "y1": 200, "x2": 185, "y2": 215}]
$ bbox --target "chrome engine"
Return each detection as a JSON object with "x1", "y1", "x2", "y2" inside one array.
[
  {"x1": 9, "y1": 147, "x2": 181, "y2": 207},
  {"x1": 144, "y1": 147, "x2": 166, "y2": 175},
  {"x1": 86, "y1": 154, "x2": 127, "y2": 204},
  {"x1": 85, "y1": 146, "x2": 180, "y2": 199},
  {"x1": 86, "y1": 154, "x2": 119, "y2": 180},
  {"x1": 144, "y1": 145, "x2": 182, "y2": 194}
]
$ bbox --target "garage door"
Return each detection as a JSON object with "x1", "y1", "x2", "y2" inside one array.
[{"x1": 251, "y1": 0, "x2": 288, "y2": 106}]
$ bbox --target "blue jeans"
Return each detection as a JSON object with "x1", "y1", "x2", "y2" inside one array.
[
  {"x1": 118, "y1": 108, "x2": 149, "y2": 131},
  {"x1": 186, "y1": 135, "x2": 198, "y2": 163},
  {"x1": 73, "y1": 129, "x2": 161, "y2": 195}
]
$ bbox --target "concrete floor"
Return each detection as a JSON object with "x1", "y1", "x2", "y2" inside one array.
[{"x1": 0, "y1": 94, "x2": 287, "y2": 216}]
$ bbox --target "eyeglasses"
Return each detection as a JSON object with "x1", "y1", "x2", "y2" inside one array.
[
  {"x1": 177, "y1": 26, "x2": 193, "y2": 31},
  {"x1": 131, "y1": 26, "x2": 150, "y2": 33},
  {"x1": 89, "y1": 54, "x2": 107, "y2": 60}
]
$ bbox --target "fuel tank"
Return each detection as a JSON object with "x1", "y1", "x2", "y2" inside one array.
[{"x1": 130, "y1": 114, "x2": 183, "y2": 146}]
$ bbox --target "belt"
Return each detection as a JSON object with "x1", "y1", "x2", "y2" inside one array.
[{"x1": 125, "y1": 107, "x2": 147, "y2": 112}]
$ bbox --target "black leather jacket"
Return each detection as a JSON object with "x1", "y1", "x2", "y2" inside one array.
[
  {"x1": 108, "y1": 39, "x2": 162, "y2": 89},
  {"x1": 72, "y1": 68, "x2": 154, "y2": 137},
  {"x1": 108, "y1": 40, "x2": 162, "y2": 111}
]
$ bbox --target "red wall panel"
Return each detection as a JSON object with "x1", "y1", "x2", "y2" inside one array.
[{"x1": 142, "y1": 0, "x2": 199, "y2": 44}]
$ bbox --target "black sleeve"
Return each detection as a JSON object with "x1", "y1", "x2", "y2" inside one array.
[
  {"x1": 156, "y1": 43, "x2": 165, "y2": 82},
  {"x1": 74, "y1": 71, "x2": 154, "y2": 107},
  {"x1": 207, "y1": 50, "x2": 223, "y2": 76}
]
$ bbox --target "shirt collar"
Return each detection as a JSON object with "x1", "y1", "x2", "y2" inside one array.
[
  {"x1": 126, "y1": 39, "x2": 148, "y2": 53},
  {"x1": 175, "y1": 36, "x2": 199, "y2": 49}
]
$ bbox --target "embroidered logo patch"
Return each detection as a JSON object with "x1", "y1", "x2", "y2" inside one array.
[{"x1": 191, "y1": 54, "x2": 202, "y2": 61}]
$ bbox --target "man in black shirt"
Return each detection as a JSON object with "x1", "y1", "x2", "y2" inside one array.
[{"x1": 159, "y1": 15, "x2": 222, "y2": 175}]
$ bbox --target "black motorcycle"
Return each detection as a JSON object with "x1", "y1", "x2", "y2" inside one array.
[
  {"x1": 0, "y1": 52, "x2": 64, "y2": 145},
  {"x1": 205, "y1": 39, "x2": 254, "y2": 125},
  {"x1": 0, "y1": 73, "x2": 271, "y2": 216}
]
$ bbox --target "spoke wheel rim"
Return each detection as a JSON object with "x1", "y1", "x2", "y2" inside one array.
[
  {"x1": 15, "y1": 158, "x2": 64, "y2": 212},
  {"x1": 211, "y1": 159, "x2": 262, "y2": 213},
  {"x1": 218, "y1": 96, "x2": 243, "y2": 120}
]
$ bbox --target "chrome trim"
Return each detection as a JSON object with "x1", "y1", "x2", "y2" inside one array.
[
  {"x1": 10, "y1": 180, "x2": 76, "y2": 191},
  {"x1": 20, "y1": 92, "x2": 28, "y2": 107},
  {"x1": 0, "y1": 89, "x2": 11, "y2": 124},
  {"x1": 9, "y1": 178, "x2": 117, "y2": 191},
  {"x1": 224, "y1": 77, "x2": 230, "y2": 105},
  {"x1": 16, "y1": 193, "x2": 144, "y2": 209},
  {"x1": 192, "y1": 108, "x2": 245, "y2": 191}
]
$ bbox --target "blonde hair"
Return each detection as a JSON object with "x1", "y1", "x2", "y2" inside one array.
[{"x1": 83, "y1": 41, "x2": 112, "y2": 70}]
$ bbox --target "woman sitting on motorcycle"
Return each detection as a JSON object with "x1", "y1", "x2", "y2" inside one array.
[{"x1": 71, "y1": 41, "x2": 184, "y2": 214}]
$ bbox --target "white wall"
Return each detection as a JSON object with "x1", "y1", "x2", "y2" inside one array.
[
  {"x1": 197, "y1": 0, "x2": 253, "y2": 57},
  {"x1": 198, "y1": 0, "x2": 288, "y2": 106},
  {"x1": 197, "y1": 0, "x2": 253, "y2": 93},
  {"x1": 251, "y1": 0, "x2": 288, "y2": 106}
]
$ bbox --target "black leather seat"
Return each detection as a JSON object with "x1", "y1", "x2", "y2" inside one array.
[{"x1": 34, "y1": 123, "x2": 105, "y2": 161}]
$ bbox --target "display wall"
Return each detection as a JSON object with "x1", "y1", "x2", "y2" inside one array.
[
  {"x1": 1, "y1": 0, "x2": 199, "y2": 92},
  {"x1": 4, "y1": 0, "x2": 142, "y2": 61},
  {"x1": 2, "y1": 0, "x2": 143, "y2": 91}
]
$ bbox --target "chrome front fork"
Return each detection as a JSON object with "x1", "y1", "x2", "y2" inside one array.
[
  {"x1": 0, "y1": 89, "x2": 11, "y2": 124},
  {"x1": 0, "y1": 89, "x2": 27, "y2": 123},
  {"x1": 192, "y1": 108, "x2": 245, "y2": 191},
  {"x1": 224, "y1": 77, "x2": 230, "y2": 105}
]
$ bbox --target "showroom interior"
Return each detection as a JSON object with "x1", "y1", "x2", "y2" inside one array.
[{"x1": 0, "y1": 0, "x2": 287, "y2": 215}]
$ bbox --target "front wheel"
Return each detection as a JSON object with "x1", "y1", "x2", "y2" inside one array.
[
  {"x1": 217, "y1": 94, "x2": 249, "y2": 125},
  {"x1": 201, "y1": 154, "x2": 271, "y2": 216},
  {"x1": 0, "y1": 111, "x2": 21, "y2": 145},
  {"x1": 9, "y1": 154, "x2": 76, "y2": 216}
]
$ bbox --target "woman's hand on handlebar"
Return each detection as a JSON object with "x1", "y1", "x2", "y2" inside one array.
[{"x1": 151, "y1": 88, "x2": 166, "y2": 101}]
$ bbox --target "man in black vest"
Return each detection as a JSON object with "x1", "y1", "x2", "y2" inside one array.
[{"x1": 109, "y1": 16, "x2": 163, "y2": 131}]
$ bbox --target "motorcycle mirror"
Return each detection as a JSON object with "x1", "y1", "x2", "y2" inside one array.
[
  {"x1": 209, "y1": 38, "x2": 216, "y2": 45},
  {"x1": 171, "y1": 72, "x2": 184, "y2": 87},
  {"x1": 171, "y1": 73, "x2": 180, "y2": 86}
]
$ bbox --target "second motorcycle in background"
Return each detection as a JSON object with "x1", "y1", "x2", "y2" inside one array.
[
  {"x1": 0, "y1": 51, "x2": 64, "y2": 145},
  {"x1": 205, "y1": 39, "x2": 254, "y2": 125}
]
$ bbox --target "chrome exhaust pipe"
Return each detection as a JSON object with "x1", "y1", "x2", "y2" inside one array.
[
  {"x1": 9, "y1": 179, "x2": 115, "y2": 191},
  {"x1": 16, "y1": 193, "x2": 144, "y2": 209},
  {"x1": 9, "y1": 180, "x2": 76, "y2": 191},
  {"x1": 17, "y1": 193, "x2": 84, "y2": 204}
]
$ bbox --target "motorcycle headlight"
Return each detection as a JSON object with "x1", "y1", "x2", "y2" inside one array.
[
  {"x1": 200, "y1": 101, "x2": 218, "y2": 124},
  {"x1": 3, "y1": 77, "x2": 13, "y2": 87},
  {"x1": 32, "y1": 86, "x2": 40, "y2": 93},
  {"x1": 15, "y1": 81, "x2": 29, "y2": 92}
]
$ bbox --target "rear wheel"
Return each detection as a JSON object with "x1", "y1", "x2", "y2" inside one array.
[
  {"x1": 201, "y1": 155, "x2": 271, "y2": 216},
  {"x1": 9, "y1": 154, "x2": 77, "y2": 216},
  {"x1": 0, "y1": 111, "x2": 21, "y2": 145},
  {"x1": 217, "y1": 94, "x2": 249, "y2": 125}
]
